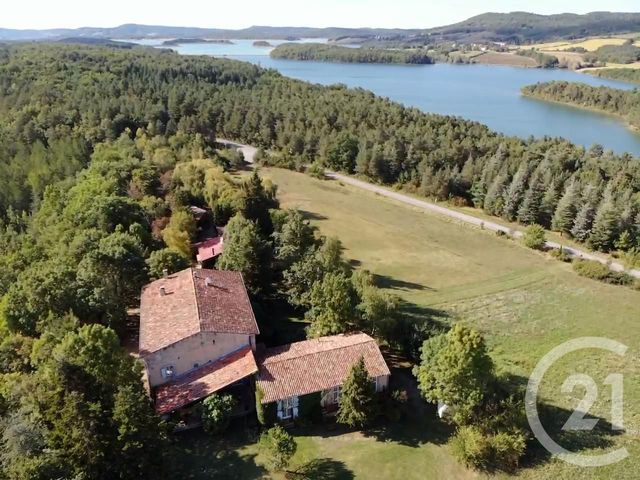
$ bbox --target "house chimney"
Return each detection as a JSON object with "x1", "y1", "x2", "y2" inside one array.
[
  {"x1": 162, "y1": 268, "x2": 168, "y2": 278},
  {"x1": 205, "y1": 277, "x2": 214, "y2": 287},
  {"x1": 159, "y1": 286, "x2": 167, "y2": 296}
]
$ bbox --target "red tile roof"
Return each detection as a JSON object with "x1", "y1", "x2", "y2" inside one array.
[
  {"x1": 154, "y1": 346, "x2": 258, "y2": 414},
  {"x1": 256, "y1": 333, "x2": 390, "y2": 404},
  {"x1": 195, "y1": 236, "x2": 224, "y2": 263},
  {"x1": 139, "y1": 268, "x2": 259, "y2": 355}
]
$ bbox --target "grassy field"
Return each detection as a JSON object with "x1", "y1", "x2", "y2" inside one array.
[
  {"x1": 472, "y1": 52, "x2": 538, "y2": 68},
  {"x1": 527, "y1": 37, "x2": 632, "y2": 52},
  {"x1": 178, "y1": 167, "x2": 640, "y2": 479},
  {"x1": 581, "y1": 62, "x2": 640, "y2": 72}
]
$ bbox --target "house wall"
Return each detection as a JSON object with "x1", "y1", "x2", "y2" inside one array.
[
  {"x1": 143, "y1": 331, "x2": 255, "y2": 387},
  {"x1": 274, "y1": 374, "x2": 390, "y2": 419},
  {"x1": 376, "y1": 374, "x2": 390, "y2": 391}
]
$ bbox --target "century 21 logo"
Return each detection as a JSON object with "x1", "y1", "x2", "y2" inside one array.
[{"x1": 525, "y1": 337, "x2": 629, "y2": 468}]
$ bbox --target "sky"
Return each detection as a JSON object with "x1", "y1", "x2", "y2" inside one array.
[{"x1": 2, "y1": 0, "x2": 639, "y2": 30}]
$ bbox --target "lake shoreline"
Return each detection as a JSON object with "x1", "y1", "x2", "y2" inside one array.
[
  {"x1": 521, "y1": 91, "x2": 640, "y2": 135},
  {"x1": 123, "y1": 38, "x2": 640, "y2": 155}
]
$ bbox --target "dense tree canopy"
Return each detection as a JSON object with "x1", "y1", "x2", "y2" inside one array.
[
  {"x1": 270, "y1": 43, "x2": 434, "y2": 64},
  {"x1": 0, "y1": 43, "x2": 637, "y2": 257},
  {"x1": 523, "y1": 80, "x2": 640, "y2": 129}
]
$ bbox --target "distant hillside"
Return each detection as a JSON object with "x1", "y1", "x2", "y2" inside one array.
[
  {"x1": 1, "y1": 12, "x2": 639, "y2": 44},
  {"x1": 0, "y1": 23, "x2": 422, "y2": 41},
  {"x1": 424, "y1": 11, "x2": 640, "y2": 44}
]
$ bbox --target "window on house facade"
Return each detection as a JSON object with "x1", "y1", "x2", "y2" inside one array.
[
  {"x1": 277, "y1": 396, "x2": 298, "y2": 419},
  {"x1": 160, "y1": 365, "x2": 175, "y2": 379},
  {"x1": 322, "y1": 385, "x2": 341, "y2": 406}
]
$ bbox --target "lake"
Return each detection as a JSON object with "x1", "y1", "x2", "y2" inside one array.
[{"x1": 132, "y1": 39, "x2": 640, "y2": 156}]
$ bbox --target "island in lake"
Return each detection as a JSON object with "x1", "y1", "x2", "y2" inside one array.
[
  {"x1": 253, "y1": 40, "x2": 273, "y2": 47},
  {"x1": 162, "y1": 38, "x2": 235, "y2": 46},
  {"x1": 270, "y1": 43, "x2": 433, "y2": 65}
]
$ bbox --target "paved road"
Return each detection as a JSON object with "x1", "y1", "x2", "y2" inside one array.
[
  {"x1": 327, "y1": 172, "x2": 640, "y2": 279},
  {"x1": 218, "y1": 139, "x2": 640, "y2": 279}
]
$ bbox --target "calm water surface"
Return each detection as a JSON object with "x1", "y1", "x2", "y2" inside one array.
[{"x1": 133, "y1": 39, "x2": 640, "y2": 155}]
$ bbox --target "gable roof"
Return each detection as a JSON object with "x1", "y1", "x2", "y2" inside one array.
[
  {"x1": 139, "y1": 268, "x2": 259, "y2": 355},
  {"x1": 154, "y1": 346, "x2": 258, "y2": 415},
  {"x1": 256, "y1": 332, "x2": 390, "y2": 404},
  {"x1": 194, "y1": 236, "x2": 224, "y2": 263}
]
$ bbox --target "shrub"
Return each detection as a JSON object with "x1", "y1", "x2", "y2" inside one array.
[
  {"x1": 258, "y1": 425, "x2": 297, "y2": 472},
  {"x1": 522, "y1": 224, "x2": 546, "y2": 250},
  {"x1": 550, "y1": 247, "x2": 572, "y2": 263},
  {"x1": 491, "y1": 430, "x2": 527, "y2": 472},
  {"x1": 306, "y1": 161, "x2": 325, "y2": 179},
  {"x1": 450, "y1": 426, "x2": 526, "y2": 472},
  {"x1": 621, "y1": 247, "x2": 640, "y2": 269},
  {"x1": 201, "y1": 393, "x2": 235, "y2": 435},
  {"x1": 572, "y1": 259, "x2": 635, "y2": 286},
  {"x1": 255, "y1": 386, "x2": 277, "y2": 427},
  {"x1": 607, "y1": 271, "x2": 635, "y2": 286},
  {"x1": 450, "y1": 425, "x2": 492, "y2": 470},
  {"x1": 573, "y1": 259, "x2": 611, "y2": 281}
]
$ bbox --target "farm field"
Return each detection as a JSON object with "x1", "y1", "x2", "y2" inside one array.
[
  {"x1": 582, "y1": 62, "x2": 640, "y2": 72},
  {"x1": 527, "y1": 36, "x2": 632, "y2": 51},
  {"x1": 472, "y1": 51, "x2": 538, "y2": 67}
]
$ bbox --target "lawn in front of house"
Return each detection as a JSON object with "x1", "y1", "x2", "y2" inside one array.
[{"x1": 172, "y1": 413, "x2": 481, "y2": 480}]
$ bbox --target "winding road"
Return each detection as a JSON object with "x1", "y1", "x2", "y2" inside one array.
[{"x1": 218, "y1": 139, "x2": 640, "y2": 279}]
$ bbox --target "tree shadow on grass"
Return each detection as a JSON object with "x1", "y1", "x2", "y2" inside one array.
[
  {"x1": 398, "y1": 300, "x2": 449, "y2": 326},
  {"x1": 298, "y1": 210, "x2": 329, "y2": 221},
  {"x1": 497, "y1": 373, "x2": 625, "y2": 471},
  {"x1": 373, "y1": 273, "x2": 433, "y2": 292},
  {"x1": 390, "y1": 301, "x2": 451, "y2": 360},
  {"x1": 289, "y1": 458, "x2": 355, "y2": 480},
  {"x1": 169, "y1": 429, "x2": 267, "y2": 480},
  {"x1": 363, "y1": 414, "x2": 455, "y2": 448},
  {"x1": 520, "y1": 401, "x2": 624, "y2": 470}
]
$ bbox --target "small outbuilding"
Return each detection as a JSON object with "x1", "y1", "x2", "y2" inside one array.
[{"x1": 256, "y1": 332, "x2": 390, "y2": 421}]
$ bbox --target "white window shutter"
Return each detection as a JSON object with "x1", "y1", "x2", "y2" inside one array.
[
  {"x1": 292, "y1": 396, "x2": 299, "y2": 418},
  {"x1": 277, "y1": 400, "x2": 283, "y2": 420}
]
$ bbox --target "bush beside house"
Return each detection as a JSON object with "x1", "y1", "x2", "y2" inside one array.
[{"x1": 202, "y1": 394, "x2": 235, "y2": 435}]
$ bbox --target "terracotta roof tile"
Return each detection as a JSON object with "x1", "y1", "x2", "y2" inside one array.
[
  {"x1": 154, "y1": 346, "x2": 258, "y2": 414},
  {"x1": 139, "y1": 268, "x2": 258, "y2": 355},
  {"x1": 256, "y1": 333, "x2": 390, "y2": 404},
  {"x1": 194, "y1": 236, "x2": 224, "y2": 263}
]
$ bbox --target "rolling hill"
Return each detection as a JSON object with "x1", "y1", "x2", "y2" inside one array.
[
  {"x1": 1, "y1": 12, "x2": 639, "y2": 44},
  {"x1": 0, "y1": 23, "x2": 422, "y2": 41},
  {"x1": 423, "y1": 11, "x2": 640, "y2": 44}
]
